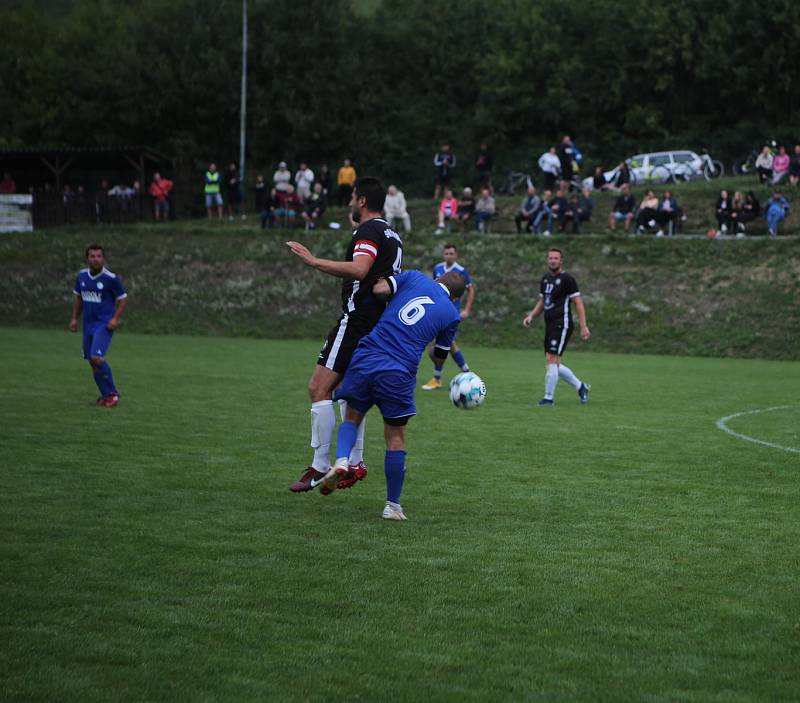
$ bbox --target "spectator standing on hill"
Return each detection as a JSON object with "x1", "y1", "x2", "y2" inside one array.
[
  {"x1": 563, "y1": 188, "x2": 594, "y2": 233},
  {"x1": 764, "y1": 191, "x2": 790, "y2": 236},
  {"x1": 715, "y1": 189, "x2": 733, "y2": 235},
  {"x1": 522, "y1": 247, "x2": 590, "y2": 407},
  {"x1": 557, "y1": 135, "x2": 578, "y2": 187},
  {"x1": 456, "y1": 187, "x2": 476, "y2": 230},
  {"x1": 435, "y1": 189, "x2": 458, "y2": 234},
  {"x1": 318, "y1": 164, "x2": 333, "y2": 196},
  {"x1": 755, "y1": 145, "x2": 773, "y2": 185},
  {"x1": 254, "y1": 174, "x2": 267, "y2": 215},
  {"x1": 475, "y1": 142, "x2": 494, "y2": 192},
  {"x1": 789, "y1": 145, "x2": 800, "y2": 187},
  {"x1": 771, "y1": 146, "x2": 790, "y2": 185},
  {"x1": 295, "y1": 162, "x2": 315, "y2": 202},
  {"x1": 301, "y1": 182, "x2": 327, "y2": 230},
  {"x1": 384, "y1": 185, "x2": 411, "y2": 233},
  {"x1": 474, "y1": 187, "x2": 495, "y2": 232},
  {"x1": 69, "y1": 244, "x2": 128, "y2": 408},
  {"x1": 225, "y1": 163, "x2": 243, "y2": 219},
  {"x1": 204, "y1": 163, "x2": 223, "y2": 219},
  {"x1": 538, "y1": 147, "x2": 560, "y2": 191},
  {"x1": 0, "y1": 171, "x2": 16, "y2": 193},
  {"x1": 609, "y1": 183, "x2": 635, "y2": 232},
  {"x1": 337, "y1": 158, "x2": 357, "y2": 206},
  {"x1": 433, "y1": 144, "x2": 456, "y2": 200},
  {"x1": 515, "y1": 185, "x2": 541, "y2": 233},
  {"x1": 273, "y1": 161, "x2": 291, "y2": 192},
  {"x1": 149, "y1": 172, "x2": 174, "y2": 222}
]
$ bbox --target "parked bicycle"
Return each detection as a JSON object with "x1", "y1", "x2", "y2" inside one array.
[
  {"x1": 496, "y1": 169, "x2": 534, "y2": 196},
  {"x1": 670, "y1": 150, "x2": 724, "y2": 182},
  {"x1": 732, "y1": 140, "x2": 776, "y2": 176}
]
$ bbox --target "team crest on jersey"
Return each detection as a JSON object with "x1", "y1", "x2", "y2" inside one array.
[
  {"x1": 555, "y1": 278, "x2": 561, "y2": 284},
  {"x1": 97, "y1": 282, "x2": 104, "y2": 290}
]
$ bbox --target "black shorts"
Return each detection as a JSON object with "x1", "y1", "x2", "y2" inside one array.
[
  {"x1": 544, "y1": 319, "x2": 573, "y2": 356},
  {"x1": 436, "y1": 173, "x2": 452, "y2": 186},
  {"x1": 317, "y1": 311, "x2": 377, "y2": 375}
]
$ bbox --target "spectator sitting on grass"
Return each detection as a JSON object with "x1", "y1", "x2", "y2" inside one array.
[
  {"x1": 608, "y1": 183, "x2": 635, "y2": 232},
  {"x1": 474, "y1": 187, "x2": 495, "y2": 232},
  {"x1": 514, "y1": 185, "x2": 541, "y2": 233},
  {"x1": 730, "y1": 191, "x2": 745, "y2": 235},
  {"x1": 532, "y1": 189, "x2": 552, "y2": 234},
  {"x1": 547, "y1": 187, "x2": 569, "y2": 233},
  {"x1": 789, "y1": 145, "x2": 800, "y2": 187},
  {"x1": 384, "y1": 185, "x2": 411, "y2": 233},
  {"x1": 301, "y1": 182, "x2": 327, "y2": 230},
  {"x1": 635, "y1": 190, "x2": 662, "y2": 235},
  {"x1": 275, "y1": 184, "x2": 301, "y2": 227},
  {"x1": 261, "y1": 188, "x2": 280, "y2": 229},
  {"x1": 456, "y1": 187, "x2": 476, "y2": 230},
  {"x1": 592, "y1": 166, "x2": 612, "y2": 191},
  {"x1": 764, "y1": 190, "x2": 790, "y2": 237},
  {"x1": 734, "y1": 191, "x2": 760, "y2": 235},
  {"x1": 658, "y1": 190, "x2": 682, "y2": 235},
  {"x1": 715, "y1": 189, "x2": 733, "y2": 235},
  {"x1": 755, "y1": 145, "x2": 773, "y2": 185},
  {"x1": 435, "y1": 189, "x2": 458, "y2": 234},
  {"x1": 771, "y1": 146, "x2": 790, "y2": 185},
  {"x1": 563, "y1": 188, "x2": 594, "y2": 233},
  {"x1": 613, "y1": 162, "x2": 632, "y2": 190}
]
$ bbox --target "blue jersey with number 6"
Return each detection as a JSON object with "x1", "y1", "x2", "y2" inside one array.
[{"x1": 355, "y1": 270, "x2": 460, "y2": 374}]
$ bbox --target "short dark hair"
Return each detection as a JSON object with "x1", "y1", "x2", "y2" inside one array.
[
  {"x1": 437, "y1": 271, "x2": 466, "y2": 300},
  {"x1": 443, "y1": 243, "x2": 457, "y2": 252},
  {"x1": 354, "y1": 177, "x2": 386, "y2": 212},
  {"x1": 548, "y1": 247, "x2": 563, "y2": 257},
  {"x1": 85, "y1": 244, "x2": 104, "y2": 257}
]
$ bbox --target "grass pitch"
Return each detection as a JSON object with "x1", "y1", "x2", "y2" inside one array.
[{"x1": 1, "y1": 328, "x2": 798, "y2": 702}]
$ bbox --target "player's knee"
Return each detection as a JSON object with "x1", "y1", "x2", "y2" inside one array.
[
  {"x1": 307, "y1": 378, "x2": 329, "y2": 402},
  {"x1": 90, "y1": 355, "x2": 104, "y2": 368}
]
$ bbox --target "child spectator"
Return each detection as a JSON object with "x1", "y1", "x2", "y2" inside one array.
[
  {"x1": 764, "y1": 191, "x2": 790, "y2": 236},
  {"x1": 771, "y1": 146, "x2": 790, "y2": 185},
  {"x1": 435, "y1": 189, "x2": 458, "y2": 233}
]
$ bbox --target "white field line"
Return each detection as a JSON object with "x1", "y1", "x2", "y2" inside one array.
[{"x1": 715, "y1": 405, "x2": 800, "y2": 455}]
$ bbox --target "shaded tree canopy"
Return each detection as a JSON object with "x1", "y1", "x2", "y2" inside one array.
[{"x1": 2, "y1": 0, "x2": 799, "y2": 194}]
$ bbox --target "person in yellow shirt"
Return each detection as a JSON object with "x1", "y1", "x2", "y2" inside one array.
[{"x1": 337, "y1": 158, "x2": 357, "y2": 207}]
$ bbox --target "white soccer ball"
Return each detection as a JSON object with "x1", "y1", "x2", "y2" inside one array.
[{"x1": 449, "y1": 372, "x2": 486, "y2": 410}]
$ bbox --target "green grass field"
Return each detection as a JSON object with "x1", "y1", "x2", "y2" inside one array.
[{"x1": 2, "y1": 328, "x2": 799, "y2": 702}]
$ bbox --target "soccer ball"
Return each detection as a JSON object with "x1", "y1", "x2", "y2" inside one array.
[{"x1": 449, "y1": 372, "x2": 486, "y2": 410}]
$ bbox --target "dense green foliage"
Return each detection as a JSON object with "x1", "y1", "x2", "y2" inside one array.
[
  {"x1": 2, "y1": 329, "x2": 799, "y2": 700},
  {"x1": 2, "y1": 196, "x2": 799, "y2": 359},
  {"x1": 2, "y1": 0, "x2": 800, "y2": 194}
]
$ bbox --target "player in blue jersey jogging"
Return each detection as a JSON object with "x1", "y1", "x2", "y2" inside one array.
[
  {"x1": 317, "y1": 269, "x2": 466, "y2": 520},
  {"x1": 422, "y1": 243, "x2": 476, "y2": 390},
  {"x1": 69, "y1": 245, "x2": 128, "y2": 407}
]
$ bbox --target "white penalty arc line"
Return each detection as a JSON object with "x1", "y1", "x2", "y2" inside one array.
[{"x1": 715, "y1": 405, "x2": 800, "y2": 455}]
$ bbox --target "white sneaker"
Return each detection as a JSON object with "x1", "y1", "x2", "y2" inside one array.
[
  {"x1": 648, "y1": 219, "x2": 656, "y2": 227},
  {"x1": 721, "y1": 224, "x2": 728, "y2": 233},
  {"x1": 543, "y1": 230, "x2": 551, "y2": 237},
  {"x1": 656, "y1": 229, "x2": 664, "y2": 237},
  {"x1": 382, "y1": 503, "x2": 407, "y2": 521},
  {"x1": 736, "y1": 232, "x2": 746, "y2": 238}
]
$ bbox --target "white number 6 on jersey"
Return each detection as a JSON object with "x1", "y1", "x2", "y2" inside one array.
[{"x1": 398, "y1": 296, "x2": 434, "y2": 326}]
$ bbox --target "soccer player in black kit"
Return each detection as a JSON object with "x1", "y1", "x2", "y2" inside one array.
[
  {"x1": 286, "y1": 177, "x2": 403, "y2": 491},
  {"x1": 522, "y1": 247, "x2": 591, "y2": 405}
]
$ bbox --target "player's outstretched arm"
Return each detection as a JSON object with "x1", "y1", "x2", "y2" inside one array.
[
  {"x1": 523, "y1": 297, "x2": 544, "y2": 327},
  {"x1": 286, "y1": 241, "x2": 373, "y2": 281},
  {"x1": 69, "y1": 295, "x2": 82, "y2": 332},
  {"x1": 107, "y1": 297, "x2": 129, "y2": 331},
  {"x1": 461, "y1": 283, "x2": 476, "y2": 320},
  {"x1": 574, "y1": 295, "x2": 591, "y2": 340}
]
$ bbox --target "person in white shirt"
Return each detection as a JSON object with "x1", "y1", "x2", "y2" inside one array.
[
  {"x1": 273, "y1": 161, "x2": 291, "y2": 192},
  {"x1": 383, "y1": 185, "x2": 411, "y2": 233},
  {"x1": 538, "y1": 146, "x2": 561, "y2": 191},
  {"x1": 294, "y1": 162, "x2": 315, "y2": 202}
]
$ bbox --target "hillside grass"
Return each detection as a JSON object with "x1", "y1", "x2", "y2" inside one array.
[{"x1": 1, "y1": 329, "x2": 799, "y2": 702}]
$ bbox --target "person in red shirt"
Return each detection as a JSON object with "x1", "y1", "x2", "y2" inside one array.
[
  {"x1": 0, "y1": 172, "x2": 16, "y2": 194},
  {"x1": 149, "y1": 172, "x2": 174, "y2": 221}
]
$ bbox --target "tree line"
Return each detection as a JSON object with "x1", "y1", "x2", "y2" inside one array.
[{"x1": 2, "y1": 0, "x2": 799, "y2": 196}]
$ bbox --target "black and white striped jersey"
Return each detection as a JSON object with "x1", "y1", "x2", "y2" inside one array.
[
  {"x1": 540, "y1": 271, "x2": 580, "y2": 325},
  {"x1": 341, "y1": 217, "x2": 403, "y2": 314}
]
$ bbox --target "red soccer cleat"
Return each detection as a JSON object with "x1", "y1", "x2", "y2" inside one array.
[
  {"x1": 336, "y1": 462, "x2": 368, "y2": 491},
  {"x1": 289, "y1": 467, "x2": 327, "y2": 493},
  {"x1": 102, "y1": 394, "x2": 120, "y2": 408}
]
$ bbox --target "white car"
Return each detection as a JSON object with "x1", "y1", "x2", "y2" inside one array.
[{"x1": 583, "y1": 150, "x2": 707, "y2": 189}]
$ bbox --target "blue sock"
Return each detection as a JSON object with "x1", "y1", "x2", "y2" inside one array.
[
  {"x1": 452, "y1": 350, "x2": 468, "y2": 371},
  {"x1": 384, "y1": 450, "x2": 406, "y2": 504},
  {"x1": 335, "y1": 421, "x2": 358, "y2": 463},
  {"x1": 92, "y1": 367, "x2": 109, "y2": 396},
  {"x1": 433, "y1": 363, "x2": 444, "y2": 380},
  {"x1": 96, "y1": 361, "x2": 116, "y2": 395}
]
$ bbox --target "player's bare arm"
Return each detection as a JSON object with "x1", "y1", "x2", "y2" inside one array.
[
  {"x1": 573, "y1": 295, "x2": 591, "y2": 340},
  {"x1": 286, "y1": 241, "x2": 373, "y2": 280},
  {"x1": 372, "y1": 278, "x2": 392, "y2": 300},
  {"x1": 107, "y1": 297, "x2": 129, "y2": 331},
  {"x1": 523, "y1": 297, "x2": 544, "y2": 327},
  {"x1": 460, "y1": 283, "x2": 476, "y2": 320},
  {"x1": 70, "y1": 296, "x2": 82, "y2": 332}
]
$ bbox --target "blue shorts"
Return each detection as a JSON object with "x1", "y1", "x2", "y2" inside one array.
[
  {"x1": 83, "y1": 323, "x2": 114, "y2": 360},
  {"x1": 336, "y1": 352, "x2": 416, "y2": 420},
  {"x1": 205, "y1": 193, "x2": 223, "y2": 208},
  {"x1": 613, "y1": 211, "x2": 631, "y2": 221},
  {"x1": 155, "y1": 200, "x2": 170, "y2": 214}
]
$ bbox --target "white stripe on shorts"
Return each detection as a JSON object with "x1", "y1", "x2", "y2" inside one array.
[{"x1": 325, "y1": 314, "x2": 349, "y2": 370}]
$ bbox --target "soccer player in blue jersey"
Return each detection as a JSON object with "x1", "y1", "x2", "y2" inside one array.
[
  {"x1": 69, "y1": 245, "x2": 128, "y2": 407},
  {"x1": 318, "y1": 269, "x2": 466, "y2": 520},
  {"x1": 421, "y1": 243, "x2": 475, "y2": 390}
]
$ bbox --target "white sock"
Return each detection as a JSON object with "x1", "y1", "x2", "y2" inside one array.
[
  {"x1": 544, "y1": 364, "x2": 558, "y2": 400},
  {"x1": 558, "y1": 364, "x2": 582, "y2": 390},
  {"x1": 338, "y1": 399, "x2": 366, "y2": 465},
  {"x1": 310, "y1": 400, "x2": 336, "y2": 471}
]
